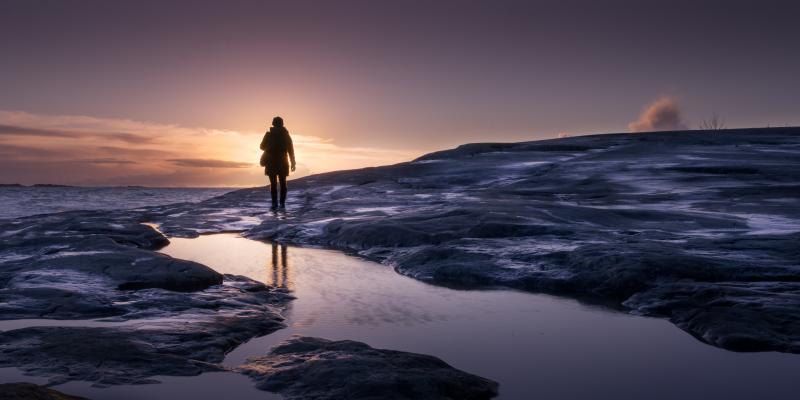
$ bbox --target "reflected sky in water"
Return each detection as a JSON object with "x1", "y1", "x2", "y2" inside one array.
[{"x1": 158, "y1": 234, "x2": 800, "y2": 400}]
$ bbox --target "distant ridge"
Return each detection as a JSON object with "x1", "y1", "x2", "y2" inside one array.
[
  {"x1": 0, "y1": 183, "x2": 75, "y2": 188},
  {"x1": 31, "y1": 184, "x2": 74, "y2": 187},
  {"x1": 0, "y1": 184, "x2": 236, "y2": 189}
]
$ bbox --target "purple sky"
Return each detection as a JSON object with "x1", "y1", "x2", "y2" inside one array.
[{"x1": 1, "y1": 0, "x2": 798, "y2": 186}]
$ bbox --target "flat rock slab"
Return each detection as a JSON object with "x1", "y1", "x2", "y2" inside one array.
[
  {"x1": 1, "y1": 127, "x2": 798, "y2": 394},
  {"x1": 0, "y1": 210, "x2": 293, "y2": 386},
  {"x1": 237, "y1": 336, "x2": 498, "y2": 400},
  {"x1": 145, "y1": 128, "x2": 800, "y2": 353},
  {"x1": 0, "y1": 211, "x2": 224, "y2": 320},
  {"x1": 0, "y1": 383, "x2": 88, "y2": 400},
  {"x1": 0, "y1": 275, "x2": 291, "y2": 386},
  {"x1": 0, "y1": 310, "x2": 284, "y2": 386}
]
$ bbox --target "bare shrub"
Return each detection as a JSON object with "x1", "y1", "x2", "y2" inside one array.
[{"x1": 699, "y1": 114, "x2": 725, "y2": 130}]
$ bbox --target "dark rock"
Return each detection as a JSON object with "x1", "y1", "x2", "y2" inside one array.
[
  {"x1": 624, "y1": 281, "x2": 800, "y2": 353},
  {"x1": 0, "y1": 210, "x2": 293, "y2": 386},
  {"x1": 237, "y1": 336, "x2": 498, "y2": 400},
  {"x1": 0, "y1": 309, "x2": 287, "y2": 386},
  {"x1": 139, "y1": 128, "x2": 800, "y2": 353},
  {"x1": 1, "y1": 127, "x2": 797, "y2": 394},
  {"x1": 0, "y1": 212, "x2": 225, "y2": 320},
  {"x1": 0, "y1": 382, "x2": 88, "y2": 400}
]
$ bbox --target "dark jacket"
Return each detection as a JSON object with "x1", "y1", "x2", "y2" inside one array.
[{"x1": 260, "y1": 126, "x2": 295, "y2": 176}]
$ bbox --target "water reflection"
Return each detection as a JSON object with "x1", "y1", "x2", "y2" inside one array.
[
  {"x1": 160, "y1": 234, "x2": 800, "y2": 400},
  {"x1": 269, "y1": 243, "x2": 290, "y2": 289}
]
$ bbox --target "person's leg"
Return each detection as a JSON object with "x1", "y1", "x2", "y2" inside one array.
[
  {"x1": 268, "y1": 174, "x2": 278, "y2": 208},
  {"x1": 279, "y1": 174, "x2": 288, "y2": 207}
]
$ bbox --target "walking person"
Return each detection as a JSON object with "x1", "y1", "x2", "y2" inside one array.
[{"x1": 260, "y1": 116, "x2": 296, "y2": 210}]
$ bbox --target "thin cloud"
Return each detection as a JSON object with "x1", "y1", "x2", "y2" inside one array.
[
  {"x1": 0, "y1": 123, "x2": 153, "y2": 144},
  {"x1": 0, "y1": 124, "x2": 62, "y2": 136},
  {"x1": 0, "y1": 110, "x2": 422, "y2": 186},
  {"x1": 628, "y1": 97, "x2": 688, "y2": 132},
  {"x1": 0, "y1": 143, "x2": 62, "y2": 159},
  {"x1": 96, "y1": 146, "x2": 177, "y2": 157},
  {"x1": 169, "y1": 158, "x2": 253, "y2": 168},
  {"x1": 84, "y1": 158, "x2": 137, "y2": 165}
]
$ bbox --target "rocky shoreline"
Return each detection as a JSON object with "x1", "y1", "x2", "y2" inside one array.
[
  {"x1": 0, "y1": 201, "x2": 498, "y2": 398},
  {"x1": 0, "y1": 128, "x2": 798, "y2": 398},
  {"x1": 147, "y1": 128, "x2": 800, "y2": 353},
  {"x1": 0, "y1": 211, "x2": 292, "y2": 387}
]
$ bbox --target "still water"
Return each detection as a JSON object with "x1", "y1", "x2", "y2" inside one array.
[
  {"x1": 162, "y1": 234, "x2": 799, "y2": 400},
  {"x1": 12, "y1": 233, "x2": 799, "y2": 399}
]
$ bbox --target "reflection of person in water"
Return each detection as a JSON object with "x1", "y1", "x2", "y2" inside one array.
[
  {"x1": 270, "y1": 242, "x2": 289, "y2": 289},
  {"x1": 260, "y1": 116, "x2": 296, "y2": 210}
]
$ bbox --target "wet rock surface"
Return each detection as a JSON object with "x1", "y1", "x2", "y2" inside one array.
[
  {"x1": 145, "y1": 128, "x2": 800, "y2": 353},
  {"x1": 0, "y1": 382, "x2": 88, "y2": 400},
  {"x1": 0, "y1": 313, "x2": 284, "y2": 386},
  {"x1": 0, "y1": 127, "x2": 798, "y2": 390},
  {"x1": 237, "y1": 336, "x2": 499, "y2": 400},
  {"x1": 0, "y1": 211, "x2": 292, "y2": 386},
  {"x1": 0, "y1": 211, "x2": 221, "y2": 320}
]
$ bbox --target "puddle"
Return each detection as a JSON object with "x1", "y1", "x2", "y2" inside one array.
[
  {"x1": 3, "y1": 233, "x2": 798, "y2": 399},
  {"x1": 159, "y1": 234, "x2": 800, "y2": 400}
]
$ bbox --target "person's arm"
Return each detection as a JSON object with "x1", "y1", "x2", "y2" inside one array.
[
  {"x1": 287, "y1": 133, "x2": 296, "y2": 171},
  {"x1": 260, "y1": 132, "x2": 269, "y2": 151}
]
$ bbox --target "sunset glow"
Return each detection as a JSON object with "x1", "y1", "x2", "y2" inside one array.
[
  {"x1": 1, "y1": 2, "x2": 799, "y2": 399},
  {"x1": 0, "y1": 110, "x2": 419, "y2": 186},
  {"x1": 1, "y1": 1, "x2": 798, "y2": 187}
]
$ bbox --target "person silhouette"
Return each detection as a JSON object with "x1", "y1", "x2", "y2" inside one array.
[{"x1": 260, "y1": 116, "x2": 296, "y2": 210}]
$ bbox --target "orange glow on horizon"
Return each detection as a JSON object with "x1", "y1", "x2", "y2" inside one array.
[{"x1": 0, "y1": 110, "x2": 421, "y2": 187}]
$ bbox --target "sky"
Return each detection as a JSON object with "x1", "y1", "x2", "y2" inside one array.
[{"x1": 1, "y1": 0, "x2": 798, "y2": 187}]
